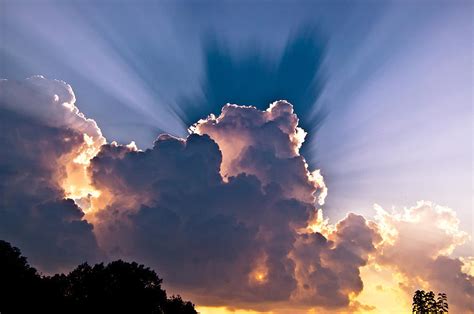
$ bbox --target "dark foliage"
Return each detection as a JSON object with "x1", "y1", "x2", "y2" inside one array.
[
  {"x1": 436, "y1": 293, "x2": 449, "y2": 313},
  {"x1": 0, "y1": 240, "x2": 197, "y2": 314},
  {"x1": 412, "y1": 289, "x2": 449, "y2": 314},
  {"x1": 0, "y1": 240, "x2": 43, "y2": 313}
]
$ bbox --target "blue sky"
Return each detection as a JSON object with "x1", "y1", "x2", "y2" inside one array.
[{"x1": 1, "y1": 0, "x2": 472, "y2": 251}]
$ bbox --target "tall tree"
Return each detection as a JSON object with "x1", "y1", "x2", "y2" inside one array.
[
  {"x1": 413, "y1": 290, "x2": 426, "y2": 313},
  {"x1": 425, "y1": 291, "x2": 437, "y2": 312},
  {"x1": 437, "y1": 293, "x2": 449, "y2": 313}
]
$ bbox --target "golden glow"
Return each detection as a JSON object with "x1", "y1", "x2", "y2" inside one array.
[
  {"x1": 249, "y1": 253, "x2": 269, "y2": 285},
  {"x1": 353, "y1": 263, "x2": 411, "y2": 313},
  {"x1": 461, "y1": 257, "x2": 474, "y2": 276},
  {"x1": 59, "y1": 133, "x2": 105, "y2": 215},
  {"x1": 249, "y1": 267, "x2": 268, "y2": 285},
  {"x1": 196, "y1": 307, "x2": 273, "y2": 314},
  {"x1": 304, "y1": 209, "x2": 332, "y2": 237},
  {"x1": 254, "y1": 271, "x2": 266, "y2": 283}
]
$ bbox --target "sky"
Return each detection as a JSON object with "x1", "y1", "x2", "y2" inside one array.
[{"x1": 0, "y1": 0, "x2": 473, "y2": 313}]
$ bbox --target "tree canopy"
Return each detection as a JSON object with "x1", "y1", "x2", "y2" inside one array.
[
  {"x1": 0, "y1": 240, "x2": 197, "y2": 314},
  {"x1": 412, "y1": 289, "x2": 449, "y2": 314}
]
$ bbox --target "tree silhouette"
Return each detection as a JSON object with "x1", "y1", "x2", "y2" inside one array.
[
  {"x1": 0, "y1": 240, "x2": 43, "y2": 313},
  {"x1": 164, "y1": 295, "x2": 199, "y2": 314},
  {"x1": 412, "y1": 289, "x2": 449, "y2": 313},
  {"x1": 412, "y1": 290, "x2": 427, "y2": 313},
  {"x1": 0, "y1": 240, "x2": 197, "y2": 314},
  {"x1": 426, "y1": 291, "x2": 438, "y2": 312},
  {"x1": 437, "y1": 293, "x2": 449, "y2": 313},
  {"x1": 47, "y1": 261, "x2": 170, "y2": 314}
]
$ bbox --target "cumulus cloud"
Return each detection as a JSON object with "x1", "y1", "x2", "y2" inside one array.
[
  {"x1": 0, "y1": 77, "x2": 472, "y2": 312},
  {"x1": 372, "y1": 202, "x2": 474, "y2": 313},
  {"x1": 88, "y1": 100, "x2": 375, "y2": 310},
  {"x1": 0, "y1": 76, "x2": 106, "y2": 209},
  {"x1": 0, "y1": 76, "x2": 102, "y2": 272},
  {"x1": 191, "y1": 101, "x2": 326, "y2": 205},
  {"x1": 291, "y1": 213, "x2": 381, "y2": 309},
  {"x1": 0, "y1": 76, "x2": 103, "y2": 140}
]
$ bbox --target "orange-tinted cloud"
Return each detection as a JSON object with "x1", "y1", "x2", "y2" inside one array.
[
  {"x1": 371, "y1": 202, "x2": 474, "y2": 313},
  {"x1": 0, "y1": 77, "x2": 472, "y2": 312}
]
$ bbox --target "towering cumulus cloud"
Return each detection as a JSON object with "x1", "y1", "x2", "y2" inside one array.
[
  {"x1": 89, "y1": 100, "x2": 378, "y2": 310},
  {"x1": 0, "y1": 77, "x2": 472, "y2": 312},
  {"x1": 0, "y1": 76, "x2": 104, "y2": 272}
]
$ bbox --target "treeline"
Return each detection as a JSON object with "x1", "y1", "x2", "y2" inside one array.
[{"x1": 0, "y1": 240, "x2": 197, "y2": 314}]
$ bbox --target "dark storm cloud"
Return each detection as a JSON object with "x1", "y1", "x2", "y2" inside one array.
[
  {"x1": 0, "y1": 107, "x2": 100, "y2": 272},
  {"x1": 90, "y1": 133, "x2": 299, "y2": 304},
  {"x1": 0, "y1": 77, "x2": 102, "y2": 272},
  {"x1": 89, "y1": 101, "x2": 377, "y2": 309},
  {"x1": 292, "y1": 213, "x2": 381, "y2": 308},
  {"x1": 176, "y1": 27, "x2": 328, "y2": 137}
]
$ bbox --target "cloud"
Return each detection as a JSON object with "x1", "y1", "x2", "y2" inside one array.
[
  {"x1": 0, "y1": 76, "x2": 102, "y2": 272},
  {"x1": 0, "y1": 76, "x2": 103, "y2": 140},
  {"x1": 0, "y1": 76, "x2": 106, "y2": 207},
  {"x1": 291, "y1": 213, "x2": 381, "y2": 309},
  {"x1": 0, "y1": 77, "x2": 472, "y2": 312},
  {"x1": 88, "y1": 100, "x2": 376, "y2": 310},
  {"x1": 190, "y1": 101, "x2": 326, "y2": 204},
  {"x1": 372, "y1": 201, "x2": 474, "y2": 313}
]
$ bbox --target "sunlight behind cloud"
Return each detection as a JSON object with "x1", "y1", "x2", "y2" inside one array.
[
  {"x1": 196, "y1": 307, "x2": 273, "y2": 314},
  {"x1": 0, "y1": 1, "x2": 472, "y2": 311}
]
